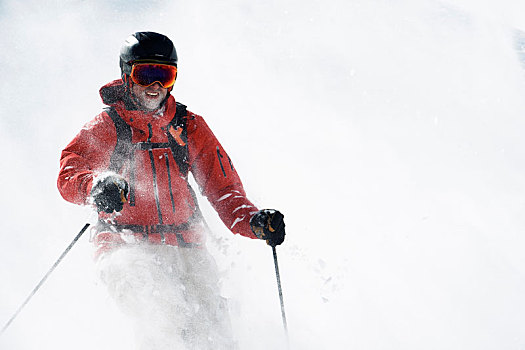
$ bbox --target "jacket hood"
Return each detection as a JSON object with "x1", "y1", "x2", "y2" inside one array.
[
  {"x1": 100, "y1": 79, "x2": 128, "y2": 106},
  {"x1": 99, "y1": 79, "x2": 177, "y2": 132}
]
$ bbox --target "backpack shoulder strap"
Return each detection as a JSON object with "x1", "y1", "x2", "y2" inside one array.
[
  {"x1": 105, "y1": 107, "x2": 133, "y2": 173},
  {"x1": 167, "y1": 102, "x2": 190, "y2": 176},
  {"x1": 171, "y1": 102, "x2": 188, "y2": 128},
  {"x1": 105, "y1": 106, "x2": 136, "y2": 206}
]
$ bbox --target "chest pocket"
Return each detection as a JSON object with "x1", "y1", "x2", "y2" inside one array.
[{"x1": 105, "y1": 102, "x2": 189, "y2": 208}]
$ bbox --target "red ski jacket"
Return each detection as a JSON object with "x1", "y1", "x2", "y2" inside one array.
[{"x1": 58, "y1": 80, "x2": 258, "y2": 248}]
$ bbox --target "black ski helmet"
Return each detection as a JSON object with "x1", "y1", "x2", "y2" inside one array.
[{"x1": 119, "y1": 31, "x2": 178, "y2": 77}]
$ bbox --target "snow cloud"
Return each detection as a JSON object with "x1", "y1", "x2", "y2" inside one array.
[{"x1": 2, "y1": 0, "x2": 525, "y2": 349}]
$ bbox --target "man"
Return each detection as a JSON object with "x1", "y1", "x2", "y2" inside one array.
[{"x1": 57, "y1": 31, "x2": 285, "y2": 349}]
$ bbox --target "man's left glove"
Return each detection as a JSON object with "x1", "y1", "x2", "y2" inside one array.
[
  {"x1": 250, "y1": 209, "x2": 286, "y2": 246},
  {"x1": 90, "y1": 174, "x2": 129, "y2": 213}
]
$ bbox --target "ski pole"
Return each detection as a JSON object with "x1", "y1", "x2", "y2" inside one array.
[
  {"x1": 272, "y1": 245, "x2": 288, "y2": 339},
  {"x1": 1, "y1": 223, "x2": 90, "y2": 335}
]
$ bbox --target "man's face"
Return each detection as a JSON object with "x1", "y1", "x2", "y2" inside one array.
[{"x1": 131, "y1": 82, "x2": 169, "y2": 111}]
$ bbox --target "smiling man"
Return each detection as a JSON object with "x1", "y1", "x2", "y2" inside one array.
[
  {"x1": 57, "y1": 32, "x2": 285, "y2": 349},
  {"x1": 132, "y1": 80, "x2": 168, "y2": 110}
]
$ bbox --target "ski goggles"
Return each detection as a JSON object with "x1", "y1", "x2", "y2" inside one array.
[{"x1": 130, "y1": 63, "x2": 178, "y2": 88}]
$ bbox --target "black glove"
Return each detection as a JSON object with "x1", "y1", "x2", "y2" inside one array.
[
  {"x1": 90, "y1": 174, "x2": 129, "y2": 213},
  {"x1": 250, "y1": 209, "x2": 286, "y2": 247}
]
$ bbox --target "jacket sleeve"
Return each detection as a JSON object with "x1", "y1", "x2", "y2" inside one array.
[
  {"x1": 57, "y1": 112, "x2": 116, "y2": 205},
  {"x1": 187, "y1": 113, "x2": 259, "y2": 239}
]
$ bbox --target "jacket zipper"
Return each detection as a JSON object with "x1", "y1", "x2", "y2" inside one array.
[
  {"x1": 147, "y1": 123, "x2": 163, "y2": 225},
  {"x1": 217, "y1": 146, "x2": 227, "y2": 177},
  {"x1": 148, "y1": 149, "x2": 163, "y2": 225},
  {"x1": 164, "y1": 152, "x2": 176, "y2": 213},
  {"x1": 129, "y1": 149, "x2": 136, "y2": 206}
]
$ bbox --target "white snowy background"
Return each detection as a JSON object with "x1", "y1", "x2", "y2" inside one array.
[{"x1": 2, "y1": 0, "x2": 525, "y2": 349}]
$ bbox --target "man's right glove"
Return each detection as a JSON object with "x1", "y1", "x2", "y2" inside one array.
[
  {"x1": 250, "y1": 209, "x2": 286, "y2": 246},
  {"x1": 90, "y1": 174, "x2": 129, "y2": 213}
]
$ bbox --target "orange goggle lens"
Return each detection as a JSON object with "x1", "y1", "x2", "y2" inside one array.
[{"x1": 130, "y1": 63, "x2": 178, "y2": 88}]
